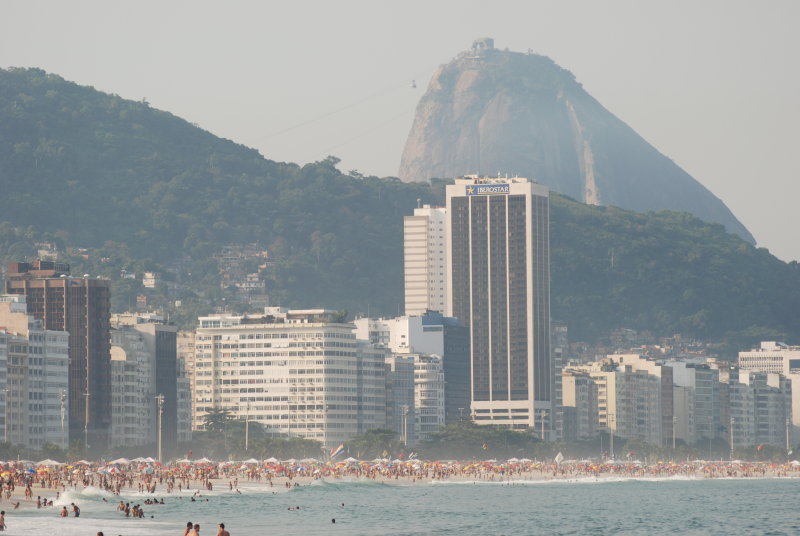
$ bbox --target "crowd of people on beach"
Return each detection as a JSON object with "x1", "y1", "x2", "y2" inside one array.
[{"x1": 1, "y1": 455, "x2": 799, "y2": 534}]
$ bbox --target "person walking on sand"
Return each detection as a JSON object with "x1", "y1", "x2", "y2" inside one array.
[
  {"x1": 0, "y1": 510, "x2": 6, "y2": 531},
  {"x1": 184, "y1": 521, "x2": 194, "y2": 536},
  {"x1": 216, "y1": 522, "x2": 230, "y2": 536}
]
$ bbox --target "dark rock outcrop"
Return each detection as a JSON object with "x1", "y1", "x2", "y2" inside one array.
[{"x1": 399, "y1": 38, "x2": 754, "y2": 243}]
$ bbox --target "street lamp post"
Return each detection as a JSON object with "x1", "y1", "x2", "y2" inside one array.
[
  {"x1": 155, "y1": 394, "x2": 164, "y2": 463},
  {"x1": 2, "y1": 388, "x2": 8, "y2": 444},
  {"x1": 84, "y1": 390, "x2": 91, "y2": 451},
  {"x1": 245, "y1": 402, "x2": 250, "y2": 452},
  {"x1": 59, "y1": 390, "x2": 66, "y2": 448},
  {"x1": 672, "y1": 416, "x2": 677, "y2": 450},
  {"x1": 786, "y1": 417, "x2": 791, "y2": 459},
  {"x1": 608, "y1": 413, "x2": 615, "y2": 460},
  {"x1": 729, "y1": 416, "x2": 735, "y2": 461},
  {"x1": 400, "y1": 405, "x2": 409, "y2": 445}
]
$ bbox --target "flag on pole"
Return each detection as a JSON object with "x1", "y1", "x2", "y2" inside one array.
[
  {"x1": 554, "y1": 452, "x2": 564, "y2": 465},
  {"x1": 329, "y1": 443, "x2": 345, "y2": 458}
]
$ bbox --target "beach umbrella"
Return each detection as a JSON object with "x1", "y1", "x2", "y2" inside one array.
[
  {"x1": 25, "y1": 468, "x2": 35, "y2": 473},
  {"x1": 74, "y1": 460, "x2": 91, "y2": 465}
]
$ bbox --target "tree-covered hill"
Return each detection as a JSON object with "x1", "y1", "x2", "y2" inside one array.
[{"x1": 0, "y1": 67, "x2": 798, "y2": 346}]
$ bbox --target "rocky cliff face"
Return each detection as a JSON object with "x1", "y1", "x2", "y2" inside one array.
[{"x1": 399, "y1": 39, "x2": 754, "y2": 243}]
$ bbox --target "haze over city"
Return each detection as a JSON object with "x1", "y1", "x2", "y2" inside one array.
[
  {"x1": 2, "y1": 0, "x2": 798, "y2": 259},
  {"x1": 3, "y1": 3, "x2": 800, "y2": 535}
]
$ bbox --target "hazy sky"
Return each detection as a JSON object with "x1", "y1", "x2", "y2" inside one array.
[{"x1": 2, "y1": 1, "x2": 798, "y2": 260}]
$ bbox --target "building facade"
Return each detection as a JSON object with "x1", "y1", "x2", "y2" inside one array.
[
  {"x1": 404, "y1": 205, "x2": 448, "y2": 316},
  {"x1": 561, "y1": 369, "x2": 597, "y2": 442},
  {"x1": 354, "y1": 311, "x2": 469, "y2": 425},
  {"x1": 664, "y1": 360, "x2": 721, "y2": 446},
  {"x1": 446, "y1": 176, "x2": 552, "y2": 433},
  {"x1": 739, "y1": 341, "x2": 800, "y2": 443},
  {"x1": 412, "y1": 354, "x2": 445, "y2": 442},
  {"x1": 385, "y1": 354, "x2": 416, "y2": 445},
  {"x1": 5, "y1": 261, "x2": 111, "y2": 449},
  {"x1": 0, "y1": 296, "x2": 69, "y2": 449},
  {"x1": 192, "y1": 308, "x2": 386, "y2": 448}
]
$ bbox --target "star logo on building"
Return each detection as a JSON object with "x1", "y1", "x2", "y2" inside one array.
[{"x1": 467, "y1": 186, "x2": 475, "y2": 195}]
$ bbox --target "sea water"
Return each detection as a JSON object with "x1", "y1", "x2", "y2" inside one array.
[{"x1": 7, "y1": 477, "x2": 800, "y2": 535}]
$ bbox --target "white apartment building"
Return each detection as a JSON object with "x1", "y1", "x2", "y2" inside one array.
[
  {"x1": 738, "y1": 341, "x2": 800, "y2": 375},
  {"x1": 739, "y1": 341, "x2": 800, "y2": 443},
  {"x1": 0, "y1": 296, "x2": 69, "y2": 449},
  {"x1": 571, "y1": 359, "x2": 663, "y2": 447},
  {"x1": 385, "y1": 355, "x2": 416, "y2": 445},
  {"x1": 177, "y1": 358, "x2": 192, "y2": 444},
  {"x1": 111, "y1": 314, "x2": 186, "y2": 452},
  {"x1": 354, "y1": 315, "x2": 445, "y2": 355},
  {"x1": 142, "y1": 272, "x2": 161, "y2": 289},
  {"x1": 610, "y1": 354, "x2": 674, "y2": 446},
  {"x1": 664, "y1": 361, "x2": 720, "y2": 446},
  {"x1": 192, "y1": 308, "x2": 386, "y2": 448},
  {"x1": 412, "y1": 354, "x2": 445, "y2": 442},
  {"x1": 111, "y1": 329, "x2": 155, "y2": 447},
  {"x1": 404, "y1": 204, "x2": 448, "y2": 316}
]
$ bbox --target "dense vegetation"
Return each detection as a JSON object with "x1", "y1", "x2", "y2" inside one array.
[{"x1": 1, "y1": 67, "x2": 799, "y2": 348}]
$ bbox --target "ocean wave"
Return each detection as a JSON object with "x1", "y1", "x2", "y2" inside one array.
[
  {"x1": 53, "y1": 486, "x2": 116, "y2": 506},
  {"x1": 428, "y1": 475, "x2": 705, "y2": 486}
]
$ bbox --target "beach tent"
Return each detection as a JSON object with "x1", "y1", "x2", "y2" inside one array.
[
  {"x1": 75, "y1": 460, "x2": 92, "y2": 465},
  {"x1": 132, "y1": 457, "x2": 147, "y2": 462},
  {"x1": 144, "y1": 457, "x2": 156, "y2": 463},
  {"x1": 195, "y1": 457, "x2": 213, "y2": 463},
  {"x1": 37, "y1": 459, "x2": 64, "y2": 466},
  {"x1": 264, "y1": 457, "x2": 279, "y2": 463},
  {"x1": 176, "y1": 458, "x2": 192, "y2": 464},
  {"x1": 300, "y1": 458, "x2": 318, "y2": 463},
  {"x1": 109, "y1": 457, "x2": 130, "y2": 465},
  {"x1": 244, "y1": 458, "x2": 259, "y2": 464},
  {"x1": 343, "y1": 457, "x2": 358, "y2": 463}
]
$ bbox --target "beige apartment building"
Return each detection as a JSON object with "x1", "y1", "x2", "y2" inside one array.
[{"x1": 192, "y1": 308, "x2": 386, "y2": 448}]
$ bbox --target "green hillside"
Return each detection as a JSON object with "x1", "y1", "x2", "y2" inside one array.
[{"x1": 0, "y1": 67, "x2": 798, "y2": 346}]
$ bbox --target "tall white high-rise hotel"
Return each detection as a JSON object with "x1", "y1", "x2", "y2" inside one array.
[
  {"x1": 404, "y1": 205, "x2": 448, "y2": 316},
  {"x1": 445, "y1": 176, "x2": 552, "y2": 432}
]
